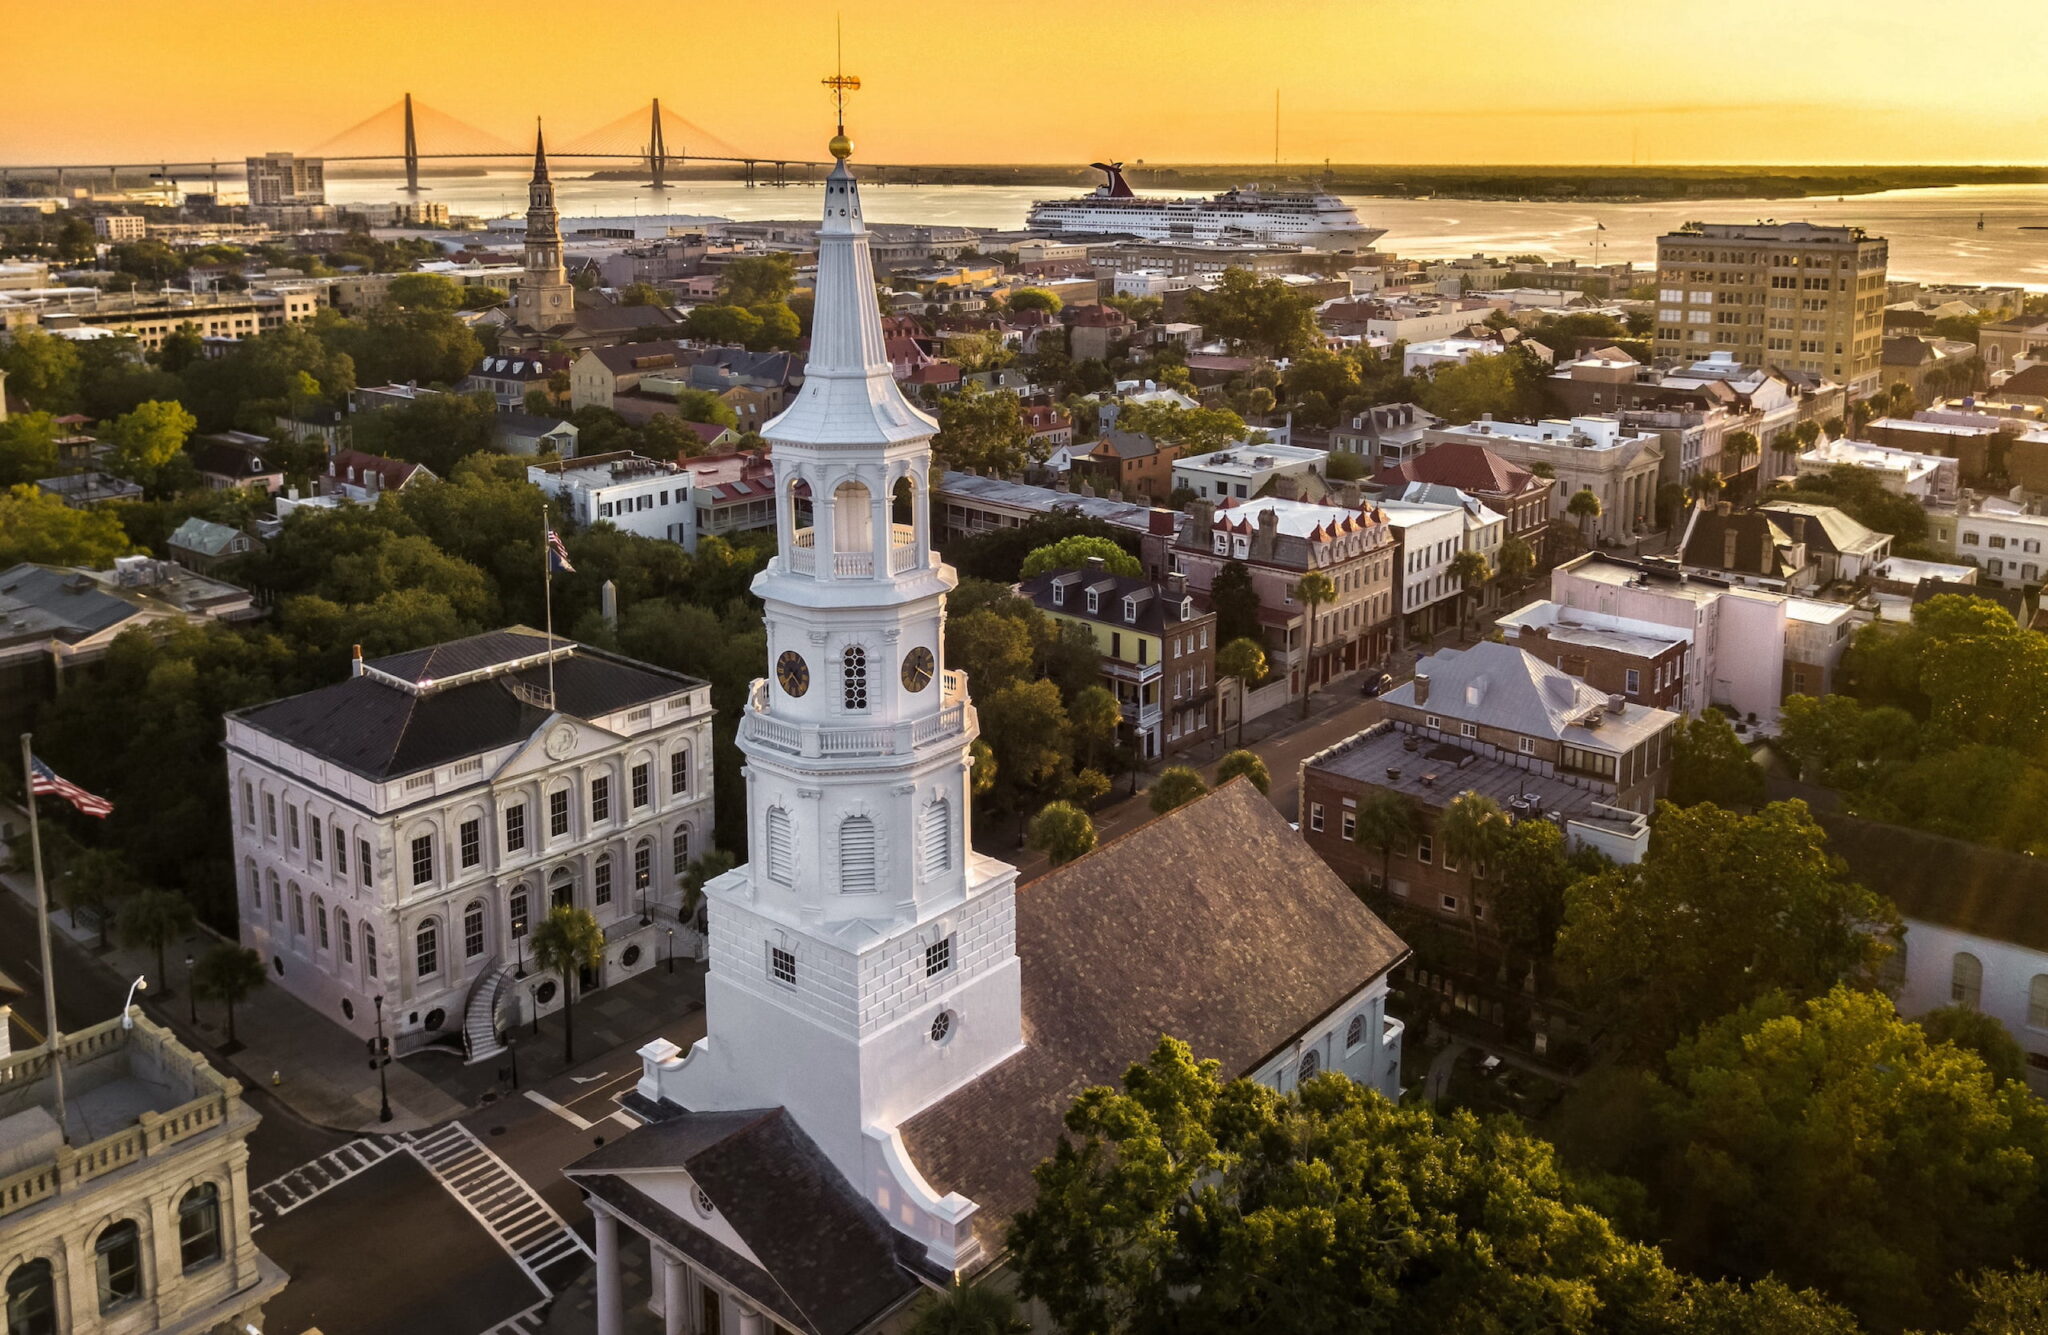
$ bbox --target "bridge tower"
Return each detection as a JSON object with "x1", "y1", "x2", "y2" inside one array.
[
  {"x1": 402, "y1": 92, "x2": 421, "y2": 193},
  {"x1": 646, "y1": 98, "x2": 670, "y2": 190}
]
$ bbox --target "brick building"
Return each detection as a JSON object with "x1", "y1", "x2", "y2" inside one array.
[
  {"x1": 1496, "y1": 602, "x2": 1689, "y2": 711},
  {"x1": 1371, "y1": 442, "x2": 1554, "y2": 562},
  {"x1": 1019, "y1": 563, "x2": 1217, "y2": 758}
]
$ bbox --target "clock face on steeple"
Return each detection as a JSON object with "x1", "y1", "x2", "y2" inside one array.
[
  {"x1": 776, "y1": 650, "x2": 811, "y2": 698},
  {"x1": 900, "y1": 646, "x2": 935, "y2": 693}
]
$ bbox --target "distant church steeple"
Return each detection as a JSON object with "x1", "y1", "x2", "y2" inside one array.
[{"x1": 514, "y1": 119, "x2": 572, "y2": 332}]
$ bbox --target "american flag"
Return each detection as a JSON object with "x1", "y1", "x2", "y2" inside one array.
[
  {"x1": 546, "y1": 529, "x2": 575, "y2": 574},
  {"x1": 29, "y1": 755, "x2": 112, "y2": 818}
]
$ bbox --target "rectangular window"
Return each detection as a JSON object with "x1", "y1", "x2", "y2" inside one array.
[
  {"x1": 1459, "y1": 721, "x2": 1477, "y2": 738},
  {"x1": 460, "y1": 819, "x2": 480, "y2": 869},
  {"x1": 550, "y1": 790, "x2": 570, "y2": 838},
  {"x1": 411, "y1": 834, "x2": 434, "y2": 886},
  {"x1": 358, "y1": 838, "x2": 372, "y2": 887},
  {"x1": 242, "y1": 781, "x2": 255, "y2": 826},
  {"x1": 510, "y1": 891, "x2": 529, "y2": 939},
  {"x1": 1625, "y1": 668, "x2": 1641, "y2": 694},
  {"x1": 1341, "y1": 810, "x2": 1357, "y2": 841},
  {"x1": 926, "y1": 936, "x2": 953, "y2": 977},
  {"x1": 1519, "y1": 737, "x2": 1535, "y2": 754},
  {"x1": 1442, "y1": 894, "x2": 1458, "y2": 911},
  {"x1": 310, "y1": 816, "x2": 324, "y2": 863},
  {"x1": 671, "y1": 748, "x2": 690, "y2": 796},
  {"x1": 286, "y1": 805, "x2": 301, "y2": 850},
  {"x1": 595, "y1": 857, "x2": 613, "y2": 906},
  {"x1": 506, "y1": 803, "x2": 527, "y2": 852},
  {"x1": 591, "y1": 776, "x2": 610, "y2": 824},
  {"x1": 1308, "y1": 802, "x2": 1325, "y2": 833},
  {"x1": 464, "y1": 907, "x2": 484, "y2": 959},
  {"x1": 770, "y1": 945, "x2": 797, "y2": 987},
  {"x1": 337, "y1": 834, "x2": 348, "y2": 877},
  {"x1": 1417, "y1": 834, "x2": 1433, "y2": 864},
  {"x1": 264, "y1": 794, "x2": 277, "y2": 838},
  {"x1": 631, "y1": 762, "x2": 650, "y2": 810}
]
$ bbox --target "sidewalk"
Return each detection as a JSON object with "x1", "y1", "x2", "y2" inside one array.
[{"x1": 1, "y1": 864, "x2": 705, "y2": 1135}]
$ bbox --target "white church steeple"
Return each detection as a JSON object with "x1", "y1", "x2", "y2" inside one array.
[{"x1": 644, "y1": 109, "x2": 1018, "y2": 1274}]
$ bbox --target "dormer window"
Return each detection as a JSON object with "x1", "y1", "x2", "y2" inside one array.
[
  {"x1": 1085, "y1": 588, "x2": 1099, "y2": 614},
  {"x1": 1123, "y1": 596, "x2": 1138, "y2": 623},
  {"x1": 1181, "y1": 597, "x2": 1194, "y2": 620},
  {"x1": 1051, "y1": 581, "x2": 1065, "y2": 606},
  {"x1": 1212, "y1": 531, "x2": 1229, "y2": 555}
]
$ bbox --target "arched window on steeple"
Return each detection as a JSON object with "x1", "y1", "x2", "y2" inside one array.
[
  {"x1": 842, "y1": 646, "x2": 869, "y2": 711},
  {"x1": 765, "y1": 807, "x2": 794, "y2": 885},
  {"x1": 833, "y1": 480, "x2": 873, "y2": 554},
  {"x1": 839, "y1": 816, "x2": 877, "y2": 894}
]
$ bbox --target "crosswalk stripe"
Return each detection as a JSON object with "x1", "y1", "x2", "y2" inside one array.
[
  {"x1": 401, "y1": 1124, "x2": 591, "y2": 1298},
  {"x1": 247, "y1": 1136, "x2": 402, "y2": 1226}
]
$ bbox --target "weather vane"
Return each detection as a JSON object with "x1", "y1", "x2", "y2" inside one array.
[{"x1": 822, "y1": 18, "x2": 860, "y2": 158}]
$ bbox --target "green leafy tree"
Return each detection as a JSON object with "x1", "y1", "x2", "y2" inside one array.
[
  {"x1": 1918, "y1": 1005, "x2": 2029, "y2": 1086},
  {"x1": 1004, "y1": 288, "x2": 1061, "y2": 317},
  {"x1": 1496, "y1": 534, "x2": 1536, "y2": 589},
  {"x1": 909, "y1": 1283, "x2": 1031, "y2": 1335},
  {"x1": 1112, "y1": 401, "x2": 1254, "y2": 455},
  {"x1": 1029, "y1": 801, "x2": 1097, "y2": 867},
  {"x1": 1209, "y1": 561, "x2": 1262, "y2": 649},
  {"x1": 1566, "y1": 486, "x2": 1603, "y2": 544},
  {"x1": 460, "y1": 285, "x2": 509, "y2": 310},
  {"x1": 102, "y1": 399, "x2": 198, "y2": 485},
  {"x1": 1643, "y1": 986, "x2": 2048, "y2": 1330},
  {"x1": 158, "y1": 324, "x2": 205, "y2": 374},
  {"x1": 1215, "y1": 749, "x2": 1269, "y2": 795},
  {"x1": 1067, "y1": 685, "x2": 1122, "y2": 774},
  {"x1": 1558, "y1": 800, "x2": 1900, "y2": 1061},
  {"x1": 684, "y1": 304, "x2": 765, "y2": 347},
  {"x1": 1062, "y1": 767, "x2": 1111, "y2": 807},
  {"x1": 1183, "y1": 267, "x2": 1320, "y2": 359},
  {"x1": 1668, "y1": 710, "x2": 1766, "y2": 808},
  {"x1": 1446, "y1": 548, "x2": 1492, "y2": 633},
  {"x1": 116, "y1": 887, "x2": 197, "y2": 996},
  {"x1": 1148, "y1": 765, "x2": 1208, "y2": 815},
  {"x1": 1417, "y1": 349, "x2": 1552, "y2": 423},
  {"x1": 1439, "y1": 791, "x2": 1508, "y2": 946},
  {"x1": 385, "y1": 273, "x2": 466, "y2": 311},
  {"x1": 61, "y1": 847, "x2": 132, "y2": 950},
  {"x1": 676, "y1": 850, "x2": 736, "y2": 931},
  {"x1": 618, "y1": 281, "x2": 666, "y2": 308},
  {"x1": 671, "y1": 388, "x2": 739, "y2": 428},
  {"x1": 1953, "y1": 1265, "x2": 2048, "y2": 1334},
  {"x1": 716, "y1": 253, "x2": 796, "y2": 307},
  {"x1": 947, "y1": 607, "x2": 1035, "y2": 695},
  {"x1": 1489, "y1": 818, "x2": 1574, "y2": 966},
  {"x1": 530, "y1": 905, "x2": 606, "y2": 1064},
  {"x1": 348, "y1": 391, "x2": 500, "y2": 476},
  {"x1": 192, "y1": 944, "x2": 266, "y2": 1046},
  {"x1": 1019, "y1": 535, "x2": 1140, "y2": 579},
  {"x1": 0, "y1": 486, "x2": 134, "y2": 567},
  {"x1": 1007, "y1": 1037, "x2": 1849, "y2": 1335},
  {"x1": 934, "y1": 384, "x2": 1037, "y2": 478},
  {"x1": 1353, "y1": 790, "x2": 1420, "y2": 899},
  {"x1": 1214, "y1": 637, "x2": 1266, "y2": 747},
  {"x1": 747, "y1": 302, "x2": 802, "y2": 351},
  {"x1": 980, "y1": 679, "x2": 1073, "y2": 813},
  {"x1": 0, "y1": 326, "x2": 84, "y2": 411},
  {"x1": 0, "y1": 411, "x2": 63, "y2": 488},
  {"x1": 1291, "y1": 570, "x2": 1337, "y2": 719}
]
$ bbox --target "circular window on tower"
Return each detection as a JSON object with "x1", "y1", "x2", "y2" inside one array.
[
  {"x1": 930, "y1": 1010, "x2": 955, "y2": 1045},
  {"x1": 693, "y1": 1185, "x2": 715, "y2": 1218}
]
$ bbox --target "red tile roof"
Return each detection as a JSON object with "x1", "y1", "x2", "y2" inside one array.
[{"x1": 1373, "y1": 442, "x2": 1538, "y2": 496}]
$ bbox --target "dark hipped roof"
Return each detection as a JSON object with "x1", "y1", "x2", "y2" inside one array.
[
  {"x1": 0, "y1": 564, "x2": 140, "y2": 643},
  {"x1": 1818, "y1": 813, "x2": 2048, "y2": 953},
  {"x1": 230, "y1": 627, "x2": 701, "y2": 782},
  {"x1": 567, "y1": 1109, "x2": 920, "y2": 1335},
  {"x1": 898, "y1": 779, "x2": 1408, "y2": 1251},
  {"x1": 1018, "y1": 568, "x2": 1201, "y2": 635}
]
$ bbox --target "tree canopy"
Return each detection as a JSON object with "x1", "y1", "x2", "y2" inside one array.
[
  {"x1": 1183, "y1": 268, "x2": 1321, "y2": 359},
  {"x1": 1020, "y1": 535, "x2": 1142, "y2": 579},
  {"x1": 934, "y1": 384, "x2": 1039, "y2": 478}
]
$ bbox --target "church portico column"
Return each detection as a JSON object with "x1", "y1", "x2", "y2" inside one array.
[
  {"x1": 662, "y1": 1251, "x2": 687, "y2": 1335},
  {"x1": 735, "y1": 1302, "x2": 769, "y2": 1335},
  {"x1": 594, "y1": 1203, "x2": 624, "y2": 1335}
]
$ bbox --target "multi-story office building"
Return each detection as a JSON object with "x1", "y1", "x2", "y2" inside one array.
[
  {"x1": 91, "y1": 214, "x2": 146, "y2": 241},
  {"x1": 225, "y1": 628, "x2": 715, "y2": 1058},
  {"x1": 244, "y1": 152, "x2": 325, "y2": 207},
  {"x1": 1020, "y1": 564, "x2": 1217, "y2": 758},
  {"x1": 1653, "y1": 221, "x2": 1888, "y2": 399},
  {"x1": 0, "y1": 1013, "x2": 287, "y2": 1333}
]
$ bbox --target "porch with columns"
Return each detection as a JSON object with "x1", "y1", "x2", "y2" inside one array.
[{"x1": 587, "y1": 1198, "x2": 783, "y2": 1335}]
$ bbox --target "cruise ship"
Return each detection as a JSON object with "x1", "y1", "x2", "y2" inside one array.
[{"x1": 1025, "y1": 162, "x2": 1386, "y2": 251}]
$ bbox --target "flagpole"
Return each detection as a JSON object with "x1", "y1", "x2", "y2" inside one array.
[
  {"x1": 542, "y1": 503, "x2": 556, "y2": 709},
  {"x1": 20, "y1": 733, "x2": 69, "y2": 1144}
]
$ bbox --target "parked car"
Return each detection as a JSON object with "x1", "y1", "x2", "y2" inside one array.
[{"x1": 1361, "y1": 672, "x2": 1393, "y2": 698}]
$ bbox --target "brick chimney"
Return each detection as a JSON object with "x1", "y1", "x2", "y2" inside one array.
[
  {"x1": 1251, "y1": 506, "x2": 1281, "y2": 562},
  {"x1": 1413, "y1": 672, "x2": 1430, "y2": 706}
]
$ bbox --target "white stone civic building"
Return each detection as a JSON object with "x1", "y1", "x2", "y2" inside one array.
[
  {"x1": 225, "y1": 628, "x2": 714, "y2": 1058},
  {"x1": 561, "y1": 131, "x2": 1410, "y2": 1335}
]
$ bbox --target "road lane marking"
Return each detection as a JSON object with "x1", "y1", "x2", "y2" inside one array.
[
  {"x1": 521, "y1": 1089, "x2": 594, "y2": 1130},
  {"x1": 404, "y1": 1123, "x2": 591, "y2": 1295}
]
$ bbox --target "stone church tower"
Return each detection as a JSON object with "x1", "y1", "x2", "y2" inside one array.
[
  {"x1": 513, "y1": 122, "x2": 574, "y2": 332},
  {"x1": 652, "y1": 129, "x2": 1019, "y2": 1271}
]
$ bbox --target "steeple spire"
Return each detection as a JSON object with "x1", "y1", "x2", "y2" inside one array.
[{"x1": 532, "y1": 118, "x2": 550, "y2": 182}]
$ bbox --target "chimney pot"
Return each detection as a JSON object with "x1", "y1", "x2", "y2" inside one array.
[{"x1": 1413, "y1": 672, "x2": 1431, "y2": 705}]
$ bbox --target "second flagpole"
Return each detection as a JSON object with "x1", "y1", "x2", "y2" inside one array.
[{"x1": 20, "y1": 733, "x2": 70, "y2": 1143}]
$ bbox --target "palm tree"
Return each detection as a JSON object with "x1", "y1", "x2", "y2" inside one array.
[
  {"x1": 1353, "y1": 791, "x2": 1420, "y2": 902},
  {"x1": 117, "y1": 887, "x2": 195, "y2": 997},
  {"x1": 677, "y1": 850, "x2": 736, "y2": 936},
  {"x1": 908, "y1": 1282, "x2": 1032, "y2": 1335},
  {"x1": 1439, "y1": 792, "x2": 1509, "y2": 952},
  {"x1": 1723, "y1": 431, "x2": 1759, "y2": 480},
  {"x1": 192, "y1": 944, "x2": 266, "y2": 1047},
  {"x1": 530, "y1": 905, "x2": 606, "y2": 1065},
  {"x1": 1446, "y1": 549, "x2": 1493, "y2": 635},
  {"x1": 1565, "y1": 487, "x2": 1603, "y2": 547},
  {"x1": 1292, "y1": 570, "x2": 1338, "y2": 720},
  {"x1": 1496, "y1": 535, "x2": 1535, "y2": 591},
  {"x1": 1215, "y1": 637, "x2": 1268, "y2": 747}
]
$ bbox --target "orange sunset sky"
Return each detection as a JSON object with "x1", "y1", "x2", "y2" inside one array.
[{"x1": 5, "y1": 0, "x2": 2043, "y2": 167}]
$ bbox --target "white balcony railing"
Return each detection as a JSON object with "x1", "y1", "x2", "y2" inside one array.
[
  {"x1": 741, "y1": 671, "x2": 969, "y2": 759},
  {"x1": 784, "y1": 525, "x2": 923, "y2": 579}
]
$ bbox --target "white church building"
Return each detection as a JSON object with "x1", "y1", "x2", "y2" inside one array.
[{"x1": 563, "y1": 128, "x2": 1410, "y2": 1335}]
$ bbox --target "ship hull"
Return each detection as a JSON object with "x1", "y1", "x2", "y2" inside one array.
[{"x1": 1025, "y1": 201, "x2": 1385, "y2": 251}]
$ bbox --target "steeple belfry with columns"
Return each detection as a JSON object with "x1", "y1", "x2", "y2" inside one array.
[
  {"x1": 514, "y1": 120, "x2": 574, "y2": 332},
  {"x1": 648, "y1": 102, "x2": 1019, "y2": 1273}
]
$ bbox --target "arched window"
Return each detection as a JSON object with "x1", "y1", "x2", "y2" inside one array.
[
  {"x1": 178, "y1": 1183, "x2": 222, "y2": 1271},
  {"x1": 634, "y1": 840, "x2": 652, "y2": 894},
  {"x1": 840, "y1": 816, "x2": 877, "y2": 894},
  {"x1": 833, "y1": 479, "x2": 873, "y2": 553},
  {"x1": 1298, "y1": 1049, "x2": 1321, "y2": 1082},
  {"x1": 94, "y1": 1219, "x2": 142, "y2": 1312},
  {"x1": 1952, "y1": 952, "x2": 1983, "y2": 1008},
  {"x1": 289, "y1": 884, "x2": 305, "y2": 935},
  {"x1": 1346, "y1": 1015, "x2": 1366, "y2": 1049},
  {"x1": 5, "y1": 1258, "x2": 56, "y2": 1335},
  {"x1": 267, "y1": 870, "x2": 281, "y2": 922},
  {"x1": 593, "y1": 855, "x2": 613, "y2": 908},
  {"x1": 920, "y1": 799, "x2": 951, "y2": 877},
  {"x1": 463, "y1": 901, "x2": 485, "y2": 959},
  {"x1": 337, "y1": 909, "x2": 352, "y2": 964},
  {"x1": 509, "y1": 888, "x2": 530, "y2": 939},
  {"x1": 364, "y1": 924, "x2": 378, "y2": 979},
  {"x1": 416, "y1": 920, "x2": 440, "y2": 980},
  {"x1": 765, "y1": 807, "x2": 794, "y2": 885},
  {"x1": 841, "y1": 645, "x2": 868, "y2": 711},
  {"x1": 550, "y1": 867, "x2": 574, "y2": 910},
  {"x1": 673, "y1": 824, "x2": 691, "y2": 871},
  {"x1": 2030, "y1": 975, "x2": 2048, "y2": 1030},
  {"x1": 313, "y1": 895, "x2": 328, "y2": 951},
  {"x1": 245, "y1": 860, "x2": 259, "y2": 910}
]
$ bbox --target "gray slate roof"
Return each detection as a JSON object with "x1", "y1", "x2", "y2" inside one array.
[
  {"x1": 0, "y1": 564, "x2": 139, "y2": 644},
  {"x1": 167, "y1": 517, "x2": 245, "y2": 558},
  {"x1": 1384, "y1": 640, "x2": 1673, "y2": 751},
  {"x1": 230, "y1": 627, "x2": 701, "y2": 781}
]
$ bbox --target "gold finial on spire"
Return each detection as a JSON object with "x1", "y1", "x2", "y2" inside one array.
[{"x1": 823, "y1": 16, "x2": 859, "y2": 159}]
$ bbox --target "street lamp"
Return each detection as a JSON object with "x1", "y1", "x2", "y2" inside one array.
[
  {"x1": 513, "y1": 931, "x2": 526, "y2": 980},
  {"x1": 185, "y1": 954, "x2": 197, "y2": 1025},
  {"x1": 637, "y1": 870, "x2": 652, "y2": 927},
  {"x1": 121, "y1": 976, "x2": 147, "y2": 1029},
  {"x1": 664, "y1": 927, "x2": 674, "y2": 975},
  {"x1": 372, "y1": 994, "x2": 393, "y2": 1124}
]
